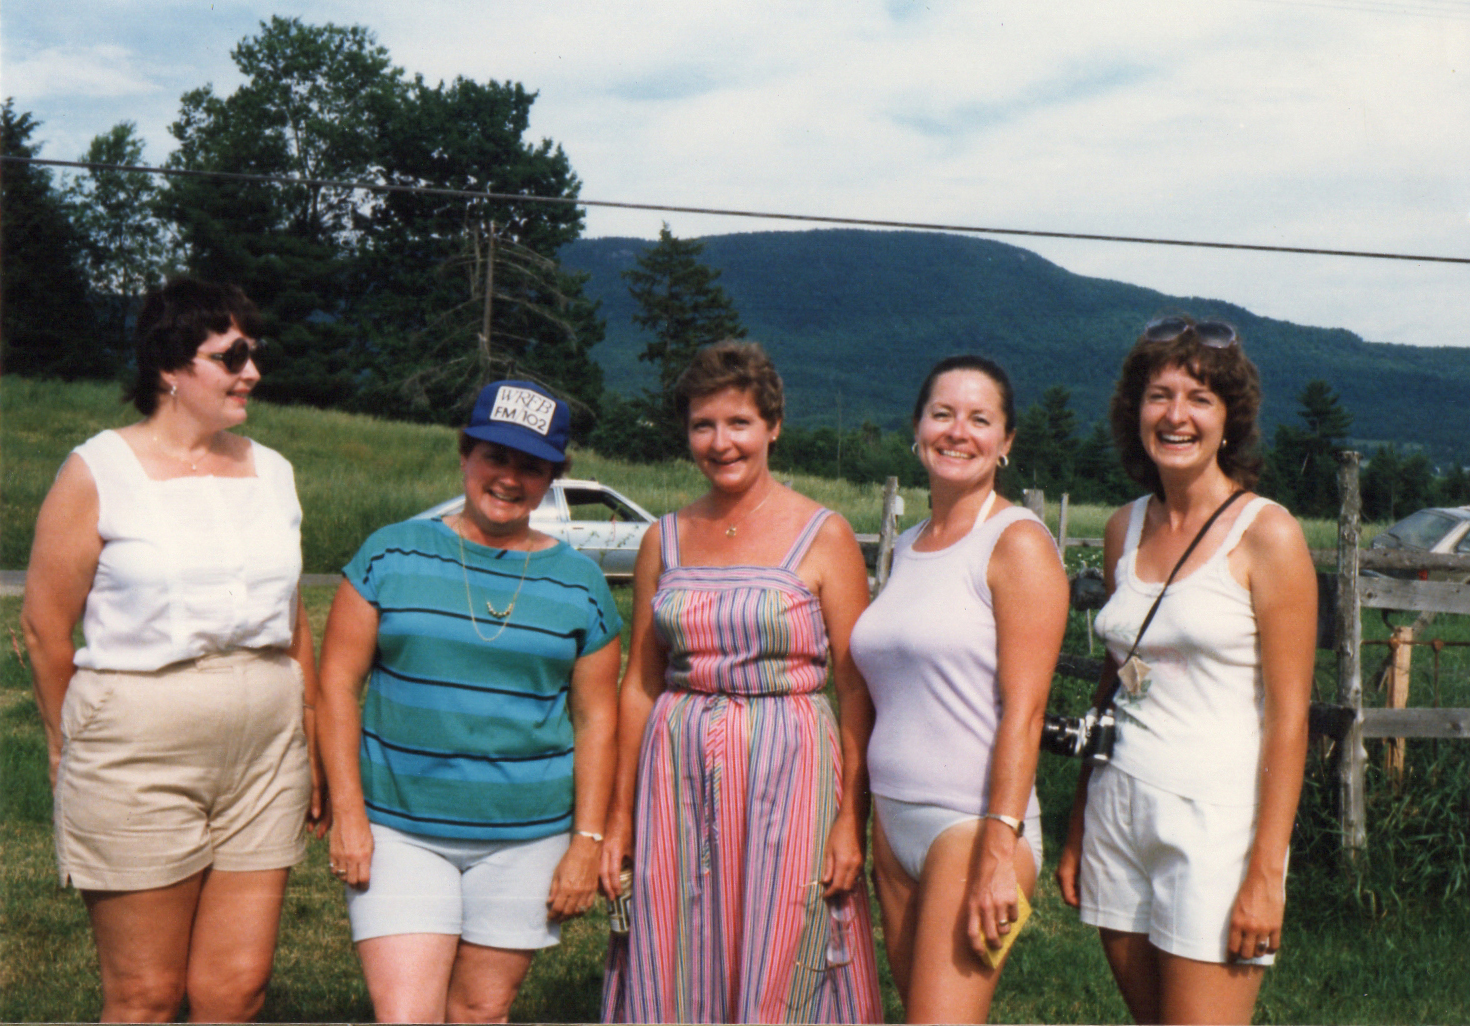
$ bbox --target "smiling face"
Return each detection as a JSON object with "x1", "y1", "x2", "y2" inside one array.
[
  {"x1": 459, "y1": 440, "x2": 556, "y2": 543},
  {"x1": 165, "y1": 321, "x2": 261, "y2": 430},
  {"x1": 686, "y1": 386, "x2": 780, "y2": 495},
  {"x1": 913, "y1": 369, "x2": 1013, "y2": 493},
  {"x1": 1138, "y1": 362, "x2": 1228, "y2": 478}
]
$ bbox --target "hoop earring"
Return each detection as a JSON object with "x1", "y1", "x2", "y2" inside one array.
[
  {"x1": 998, "y1": 454, "x2": 1010, "y2": 468},
  {"x1": 910, "y1": 441, "x2": 919, "y2": 456}
]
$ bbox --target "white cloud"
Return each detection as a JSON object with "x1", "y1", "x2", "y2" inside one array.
[{"x1": 3, "y1": 43, "x2": 163, "y2": 99}]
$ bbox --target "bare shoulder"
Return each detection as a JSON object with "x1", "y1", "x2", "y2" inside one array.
[
  {"x1": 1242, "y1": 499, "x2": 1311, "y2": 561},
  {"x1": 992, "y1": 514, "x2": 1061, "y2": 564},
  {"x1": 1104, "y1": 502, "x2": 1136, "y2": 544}
]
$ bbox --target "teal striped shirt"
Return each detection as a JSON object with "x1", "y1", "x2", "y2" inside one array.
[{"x1": 344, "y1": 518, "x2": 621, "y2": 840}]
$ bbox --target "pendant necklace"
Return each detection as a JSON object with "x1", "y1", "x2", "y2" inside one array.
[
  {"x1": 455, "y1": 517, "x2": 534, "y2": 643},
  {"x1": 722, "y1": 485, "x2": 774, "y2": 538}
]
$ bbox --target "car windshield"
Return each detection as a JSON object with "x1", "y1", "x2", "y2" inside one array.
[
  {"x1": 1375, "y1": 510, "x2": 1459, "y2": 550},
  {"x1": 562, "y1": 487, "x2": 643, "y2": 523}
]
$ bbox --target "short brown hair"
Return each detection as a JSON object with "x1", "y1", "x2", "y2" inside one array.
[
  {"x1": 1109, "y1": 320, "x2": 1263, "y2": 499},
  {"x1": 129, "y1": 277, "x2": 265, "y2": 416},
  {"x1": 673, "y1": 339, "x2": 784, "y2": 427}
]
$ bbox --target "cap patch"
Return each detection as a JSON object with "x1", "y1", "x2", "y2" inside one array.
[{"x1": 491, "y1": 386, "x2": 557, "y2": 436}]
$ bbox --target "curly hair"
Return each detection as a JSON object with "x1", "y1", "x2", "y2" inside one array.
[
  {"x1": 1109, "y1": 318, "x2": 1263, "y2": 499},
  {"x1": 673, "y1": 339, "x2": 784, "y2": 428},
  {"x1": 128, "y1": 277, "x2": 265, "y2": 416}
]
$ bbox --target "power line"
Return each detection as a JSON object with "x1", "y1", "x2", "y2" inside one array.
[{"x1": 6, "y1": 154, "x2": 1468, "y2": 266}]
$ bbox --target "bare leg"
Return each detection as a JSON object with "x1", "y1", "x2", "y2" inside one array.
[
  {"x1": 356, "y1": 933, "x2": 460, "y2": 1023},
  {"x1": 1098, "y1": 928, "x2": 1162, "y2": 1025},
  {"x1": 444, "y1": 942, "x2": 536, "y2": 1023},
  {"x1": 84, "y1": 874, "x2": 205, "y2": 1022},
  {"x1": 901, "y1": 821, "x2": 1038, "y2": 1024},
  {"x1": 871, "y1": 814, "x2": 920, "y2": 1003},
  {"x1": 1157, "y1": 951, "x2": 1264, "y2": 1025},
  {"x1": 184, "y1": 867, "x2": 290, "y2": 1022}
]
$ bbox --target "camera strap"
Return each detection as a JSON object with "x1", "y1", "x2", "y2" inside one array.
[{"x1": 1102, "y1": 489, "x2": 1245, "y2": 709}]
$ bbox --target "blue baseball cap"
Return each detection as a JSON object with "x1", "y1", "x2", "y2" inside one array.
[{"x1": 464, "y1": 380, "x2": 571, "y2": 463}]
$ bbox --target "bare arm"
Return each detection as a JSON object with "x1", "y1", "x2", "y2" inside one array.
[
  {"x1": 600, "y1": 527, "x2": 668, "y2": 897},
  {"x1": 548, "y1": 635, "x2": 622, "y2": 920},
  {"x1": 288, "y1": 590, "x2": 329, "y2": 836},
  {"x1": 1056, "y1": 503, "x2": 1130, "y2": 909},
  {"x1": 20, "y1": 455, "x2": 102, "y2": 787},
  {"x1": 1227, "y1": 503, "x2": 1315, "y2": 961},
  {"x1": 969, "y1": 518, "x2": 1069, "y2": 951},
  {"x1": 316, "y1": 580, "x2": 379, "y2": 887}
]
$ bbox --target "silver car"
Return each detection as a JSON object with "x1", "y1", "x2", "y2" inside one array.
[{"x1": 414, "y1": 479, "x2": 657, "y2": 580}]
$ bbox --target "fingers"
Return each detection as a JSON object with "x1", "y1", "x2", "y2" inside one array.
[{"x1": 1055, "y1": 860, "x2": 1080, "y2": 908}]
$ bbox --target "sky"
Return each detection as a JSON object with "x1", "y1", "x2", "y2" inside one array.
[{"x1": 4, "y1": 0, "x2": 1468, "y2": 348}]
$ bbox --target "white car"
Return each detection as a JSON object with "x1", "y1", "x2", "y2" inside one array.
[
  {"x1": 414, "y1": 479, "x2": 656, "y2": 580},
  {"x1": 1368, "y1": 505, "x2": 1470, "y2": 581}
]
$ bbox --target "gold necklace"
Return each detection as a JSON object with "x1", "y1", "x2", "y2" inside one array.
[
  {"x1": 454, "y1": 517, "x2": 534, "y2": 643},
  {"x1": 152, "y1": 434, "x2": 204, "y2": 473},
  {"x1": 721, "y1": 485, "x2": 775, "y2": 538}
]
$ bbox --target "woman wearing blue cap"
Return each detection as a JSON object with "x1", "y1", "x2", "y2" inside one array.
[{"x1": 316, "y1": 381, "x2": 623, "y2": 1023}]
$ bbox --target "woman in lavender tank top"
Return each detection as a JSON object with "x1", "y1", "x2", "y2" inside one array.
[{"x1": 850, "y1": 355, "x2": 1070, "y2": 1022}]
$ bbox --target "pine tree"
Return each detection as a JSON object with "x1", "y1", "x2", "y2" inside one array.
[
  {"x1": 1267, "y1": 380, "x2": 1353, "y2": 517},
  {"x1": 615, "y1": 224, "x2": 746, "y2": 457}
]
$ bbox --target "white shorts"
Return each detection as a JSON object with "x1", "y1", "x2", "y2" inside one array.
[
  {"x1": 345, "y1": 822, "x2": 568, "y2": 950},
  {"x1": 874, "y1": 795, "x2": 1043, "y2": 882},
  {"x1": 1079, "y1": 764, "x2": 1278, "y2": 966}
]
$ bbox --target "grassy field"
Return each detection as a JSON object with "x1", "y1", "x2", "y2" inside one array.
[{"x1": 3, "y1": 378, "x2": 1469, "y2": 1023}]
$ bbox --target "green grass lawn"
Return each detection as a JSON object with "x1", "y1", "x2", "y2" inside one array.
[{"x1": 4, "y1": 378, "x2": 1469, "y2": 1023}]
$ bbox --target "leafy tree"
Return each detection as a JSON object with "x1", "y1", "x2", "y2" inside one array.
[
  {"x1": 1, "y1": 100, "x2": 101, "y2": 378},
  {"x1": 601, "y1": 224, "x2": 746, "y2": 457},
  {"x1": 1073, "y1": 420, "x2": 1134, "y2": 505},
  {"x1": 1265, "y1": 380, "x2": 1352, "y2": 517},
  {"x1": 1437, "y1": 461, "x2": 1470, "y2": 507},
  {"x1": 161, "y1": 16, "x2": 404, "y2": 406},
  {"x1": 350, "y1": 74, "x2": 603, "y2": 427},
  {"x1": 63, "y1": 122, "x2": 179, "y2": 362}
]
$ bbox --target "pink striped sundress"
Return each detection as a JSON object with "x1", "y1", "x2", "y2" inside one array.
[{"x1": 602, "y1": 508, "x2": 882, "y2": 1024}]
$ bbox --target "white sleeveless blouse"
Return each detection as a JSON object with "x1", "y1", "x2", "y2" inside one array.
[
  {"x1": 1094, "y1": 495, "x2": 1277, "y2": 806},
  {"x1": 71, "y1": 430, "x2": 302, "y2": 671}
]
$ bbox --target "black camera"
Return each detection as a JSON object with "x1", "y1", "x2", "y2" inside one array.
[{"x1": 1040, "y1": 706, "x2": 1116, "y2": 763}]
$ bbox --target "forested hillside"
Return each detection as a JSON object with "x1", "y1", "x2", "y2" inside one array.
[{"x1": 564, "y1": 229, "x2": 1470, "y2": 463}]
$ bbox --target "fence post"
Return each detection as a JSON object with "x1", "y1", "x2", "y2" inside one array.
[
  {"x1": 875, "y1": 476, "x2": 900, "y2": 594},
  {"x1": 1023, "y1": 489, "x2": 1046, "y2": 530},
  {"x1": 1385, "y1": 625, "x2": 1414, "y2": 786},
  {"x1": 1057, "y1": 493, "x2": 1071, "y2": 555},
  {"x1": 1335, "y1": 451, "x2": 1367, "y2": 857}
]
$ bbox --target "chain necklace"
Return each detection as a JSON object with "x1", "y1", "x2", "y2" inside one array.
[
  {"x1": 721, "y1": 484, "x2": 775, "y2": 538},
  {"x1": 454, "y1": 517, "x2": 534, "y2": 644}
]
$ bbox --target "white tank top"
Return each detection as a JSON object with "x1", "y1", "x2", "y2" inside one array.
[
  {"x1": 71, "y1": 429, "x2": 302, "y2": 671},
  {"x1": 1094, "y1": 495, "x2": 1276, "y2": 806},
  {"x1": 853, "y1": 504, "x2": 1047, "y2": 819}
]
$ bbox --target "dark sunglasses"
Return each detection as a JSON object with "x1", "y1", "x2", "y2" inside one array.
[
  {"x1": 206, "y1": 338, "x2": 264, "y2": 373},
  {"x1": 1143, "y1": 316, "x2": 1238, "y2": 349}
]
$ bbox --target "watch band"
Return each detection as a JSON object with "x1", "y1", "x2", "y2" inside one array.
[{"x1": 983, "y1": 812, "x2": 1024, "y2": 837}]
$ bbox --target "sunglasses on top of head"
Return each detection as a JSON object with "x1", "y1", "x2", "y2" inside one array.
[
  {"x1": 1143, "y1": 316, "x2": 1238, "y2": 349},
  {"x1": 206, "y1": 337, "x2": 264, "y2": 373}
]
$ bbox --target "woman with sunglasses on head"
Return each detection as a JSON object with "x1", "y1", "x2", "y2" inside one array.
[
  {"x1": 600, "y1": 340, "x2": 882, "y2": 1024},
  {"x1": 1055, "y1": 316, "x2": 1316, "y2": 1025},
  {"x1": 849, "y1": 354, "x2": 1070, "y2": 1022},
  {"x1": 316, "y1": 381, "x2": 621, "y2": 1023},
  {"x1": 22, "y1": 277, "x2": 321, "y2": 1022}
]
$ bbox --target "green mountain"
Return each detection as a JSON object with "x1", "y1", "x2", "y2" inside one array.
[{"x1": 562, "y1": 229, "x2": 1470, "y2": 463}]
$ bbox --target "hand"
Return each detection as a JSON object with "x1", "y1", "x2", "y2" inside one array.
[
  {"x1": 329, "y1": 810, "x2": 374, "y2": 889},
  {"x1": 966, "y1": 820, "x2": 1021, "y2": 955},
  {"x1": 600, "y1": 808, "x2": 634, "y2": 899},
  {"x1": 1055, "y1": 821, "x2": 1084, "y2": 909},
  {"x1": 548, "y1": 833, "x2": 602, "y2": 922},
  {"x1": 820, "y1": 812, "x2": 866, "y2": 898},
  {"x1": 1227, "y1": 865, "x2": 1285, "y2": 962},
  {"x1": 306, "y1": 751, "x2": 332, "y2": 839}
]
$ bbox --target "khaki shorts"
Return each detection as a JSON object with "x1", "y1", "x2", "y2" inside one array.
[{"x1": 55, "y1": 648, "x2": 311, "y2": 891}]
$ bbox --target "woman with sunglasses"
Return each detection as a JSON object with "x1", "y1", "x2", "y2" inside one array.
[
  {"x1": 1055, "y1": 316, "x2": 1315, "y2": 1025},
  {"x1": 21, "y1": 277, "x2": 321, "y2": 1022}
]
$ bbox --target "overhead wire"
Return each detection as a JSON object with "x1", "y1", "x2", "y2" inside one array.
[{"x1": 6, "y1": 154, "x2": 1468, "y2": 266}]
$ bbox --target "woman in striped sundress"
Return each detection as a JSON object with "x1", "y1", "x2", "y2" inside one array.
[{"x1": 601, "y1": 340, "x2": 882, "y2": 1024}]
